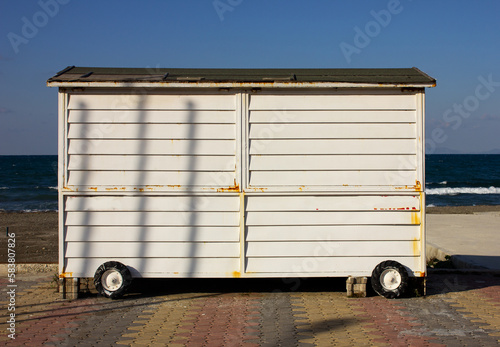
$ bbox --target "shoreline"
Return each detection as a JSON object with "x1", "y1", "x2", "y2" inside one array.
[{"x1": 2, "y1": 204, "x2": 500, "y2": 215}]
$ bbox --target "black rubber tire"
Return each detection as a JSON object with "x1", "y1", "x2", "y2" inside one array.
[
  {"x1": 371, "y1": 260, "x2": 409, "y2": 299},
  {"x1": 94, "y1": 261, "x2": 132, "y2": 299}
]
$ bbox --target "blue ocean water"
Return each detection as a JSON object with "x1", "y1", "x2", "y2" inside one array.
[
  {"x1": 426, "y1": 154, "x2": 500, "y2": 206},
  {"x1": 0, "y1": 155, "x2": 499, "y2": 211},
  {"x1": 0, "y1": 156, "x2": 58, "y2": 212}
]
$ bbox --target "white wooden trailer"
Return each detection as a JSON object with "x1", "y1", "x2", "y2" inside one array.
[{"x1": 47, "y1": 67, "x2": 435, "y2": 299}]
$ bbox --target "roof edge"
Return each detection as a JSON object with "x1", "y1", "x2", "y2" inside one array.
[
  {"x1": 47, "y1": 81, "x2": 435, "y2": 88},
  {"x1": 47, "y1": 67, "x2": 436, "y2": 88}
]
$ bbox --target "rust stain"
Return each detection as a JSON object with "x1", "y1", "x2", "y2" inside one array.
[
  {"x1": 375, "y1": 207, "x2": 414, "y2": 211},
  {"x1": 411, "y1": 212, "x2": 420, "y2": 225},
  {"x1": 138, "y1": 188, "x2": 144, "y2": 192},
  {"x1": 217, "y1": 179, "x2": 239, "y2": 192},
  {"x1": 59, "y1": 272, "x2": 73, "y2": 278},
  {"x1": 106, "y1": 187, "x2": 127, "y2": 191},
  {"x1": 412, "y1": 237, "x2": 420, "y2": 256},
  {"x1": 414, "y1": 180, "x2": 422, "y2": 191},
  {"x1": 232, "y1": 271, "x2": 241, "y2": 278},
  {"x1": 395, "y1": 181, "x2": 421, "y2": 191},
  {"x1": 217, "y1": 185, "x2": 239, "y2": 192},
  {"x1": 88, "y1": 187, "x2": 97, "y2": 191},
  {"x1": 63, "y1": 186, "x2": 73, "y2": 192},
  {"x1": 168, "y1": 185, "x2": 181, "y2": 188}
]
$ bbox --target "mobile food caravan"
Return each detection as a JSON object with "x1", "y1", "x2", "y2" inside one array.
[{"x1": 47, "y1": 67, "x2": 435, "y2": 299}]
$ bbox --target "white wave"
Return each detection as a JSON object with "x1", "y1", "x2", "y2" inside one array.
[
  {"x1": 0, "y1": 187, "x2": 8, "y2": 189},
  {"x1": 439, "y1": 181, "x2": 447, "y2": 185},
  {"x1": 427, "y1": 186, "x2": 500, "y2": 195},
  {"x1": 48, "y1": 186, "x2": 58, "y2": 190},
  {"x1": 426, "y1": 204, "x2": 436, "y2": 207},
  {"x1": 21, "y1": 209, "x2": 58, "y2": 212}
]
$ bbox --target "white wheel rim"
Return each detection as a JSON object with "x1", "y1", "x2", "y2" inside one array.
[
  {"x1": 101, "y1": 269, "x2": 123, "y2": 292},
  {"x1": 380, "y1": 268, "x2": 401, "y2": 291}
]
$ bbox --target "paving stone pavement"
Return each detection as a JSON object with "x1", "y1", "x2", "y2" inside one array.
[{"x1": 0, "y1": 273, "x2": 499, "y2": 346}]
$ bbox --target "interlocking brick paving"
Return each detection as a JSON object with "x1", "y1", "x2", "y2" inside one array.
[{"x1": 0, "y1": 273, "x2": 499, "y2": 346}]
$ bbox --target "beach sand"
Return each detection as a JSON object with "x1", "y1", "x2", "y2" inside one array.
[
  {"x1": 1, "y1": 205, "x2": 499, "y2": 264},
  {"x1": 0, "y1": 211, "x2": 57, "y2": 263}
]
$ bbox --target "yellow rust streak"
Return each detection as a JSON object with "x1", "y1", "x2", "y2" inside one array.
[
  {"x1": 59, "y1": 272, "x2": 73, "y2": 278},
  {"x1": 88, "y1": 187, "x2": 97, "y2": 191},
  {"x1": 414, "y1": 180, "x2": 422, "y2": 191},
  {"x1": 394, "y1": 181, "x2": 422, "y2": 191},
  {"x1": 412, "y1": 237, "x2": 420, "y2": 256},
  {"x1": 232, "y1": 271, "x2": 241, "y2": 278},
  {"x1": 411, "y1": 211, "x2": 421, "y2": 225},
  {"x1": 217, "y1": 179, "x2": 240, "y2": 192}
]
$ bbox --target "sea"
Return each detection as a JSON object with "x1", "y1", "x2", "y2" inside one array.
[{"x1": 0, "y1": 155, "x2": 499, "y2": 211}]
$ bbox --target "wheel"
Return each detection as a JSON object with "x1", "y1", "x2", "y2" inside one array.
[
  {"x1": 371, "y1": 261, "x2": 409, "y2": 299},
  {"x1": 94, "y1": 261, "x2": 132, "y2": 299}
]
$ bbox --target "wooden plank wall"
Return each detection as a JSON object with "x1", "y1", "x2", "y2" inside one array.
[
  {"x1": 248, "y1": 93, "x2": 418, "y2": 189},
  {"x1": 66, "y1": 93, "x2": 237, "y2": 190},
  {"x1": 61, "y1": 90, "x2": 424, "y2": 278}
]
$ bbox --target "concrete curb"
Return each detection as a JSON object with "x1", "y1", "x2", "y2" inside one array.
[
  {"x1": 426, "y1": 243, "x2": 496, "y2": 271},
  {"x1": 426, "y1": 242, "x2": 450, "y2": 263}
]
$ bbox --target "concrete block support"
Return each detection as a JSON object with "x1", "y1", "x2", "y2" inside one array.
[
  {"x1": 61, "y1": 278, "x2": 80, "y2": 300},
  {"x1": 346, "y1": 276, "x2": 367, "y2": 298}
]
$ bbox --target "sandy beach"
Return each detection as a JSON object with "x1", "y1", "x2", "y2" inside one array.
[
  {"x1": 1, "y1": 205, "x2": 499, "y2": 264},
  {"x1": 0, "y1": 211, "x2": 58, "y2": 263}
]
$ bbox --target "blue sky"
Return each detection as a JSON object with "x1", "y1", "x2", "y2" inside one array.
[{"x1": 1, "y1": 0, "x2": 500, "y2": 154}]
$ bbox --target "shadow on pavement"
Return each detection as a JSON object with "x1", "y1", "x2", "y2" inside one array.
[
  {"x1": 424, "y1": 272, "x2": 500, "y2": 297},
  {"x1": 126, "y1": 277, "x2": 348, "y2": 298}
]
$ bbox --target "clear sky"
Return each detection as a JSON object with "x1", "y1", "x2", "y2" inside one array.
[{"x1": 1, "y1": 0, "x2": 500, "y2": 154}]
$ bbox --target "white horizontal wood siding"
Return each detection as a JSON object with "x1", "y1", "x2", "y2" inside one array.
[
  {"x1": 65, "y1": 93, "x2": 238, "y2": 191},
  {"x1": 59, "y1": 88, "x2": 426, "y2": 280},
  {"x1": 245, "y1": 195, "x2": 423, "y2": 275},
  {"x1": 245, "y1": 257, "x2": 421, "y2": 276},
  {"x1": 63, "y1": 195, "x2": 241, "y2": 277},
  {"x1": 247, "y1": 92, "x2": 419, "y2": 190}
]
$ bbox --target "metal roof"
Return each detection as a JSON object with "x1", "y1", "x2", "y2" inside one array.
[{"x1": 47, "y1": 66, "x2": 436, "y2": 88}]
